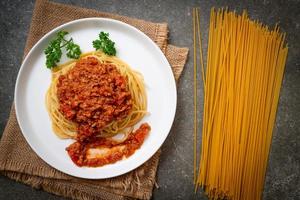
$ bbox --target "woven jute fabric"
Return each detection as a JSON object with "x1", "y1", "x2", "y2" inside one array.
[{"x1": 0, "y1": 0, "x2": 188, "y2": 199}]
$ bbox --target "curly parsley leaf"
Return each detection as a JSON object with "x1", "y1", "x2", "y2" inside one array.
[
  {"x1": 44, "y1": 31, "x2": 81, "y2": 69},
  {"x1": 57, "y1": 31, "x2": 68, "y2": 40},
  {"x1": 92, "y1": 32, "x2": 116, "y2": 56},
  {"x1": 44, "y1": 39, "x2": 62, "y2": 68},
  {"x1": 66, "y1": 39, "x2": 81, "y2": 59}
]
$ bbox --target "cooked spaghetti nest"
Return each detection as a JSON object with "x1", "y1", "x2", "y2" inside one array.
[{"x1": 46, "y1": 51, "x2": 147, "y2": 140}]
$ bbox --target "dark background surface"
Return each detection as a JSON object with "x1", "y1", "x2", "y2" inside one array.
[{"x1": 0, "y1": 0, "x2": 299, "y2": 199}]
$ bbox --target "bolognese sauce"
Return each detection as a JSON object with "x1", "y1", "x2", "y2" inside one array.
[
  {"x1": 56, "y1": 57, "x2": 150, "y2": 167},
  {"x1": 57, "y1": 57, "x2": 133, "y2": 142},
  {"x1": 66, "y1": 123, "x2": 151, "y2": 167}
]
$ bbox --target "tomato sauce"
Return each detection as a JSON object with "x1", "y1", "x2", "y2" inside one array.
[
  {"x1": 66, "y1": 123, "x2": 151, "y2": 167},
  {"x1": 57, "y1": 57, "x2": 150, "y2": 167},
  {"x1": 57, "y1": 57, "x2": 132, "y2": 142}
]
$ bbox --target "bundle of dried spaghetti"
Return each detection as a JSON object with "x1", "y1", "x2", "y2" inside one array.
[{"x1": 196, "y1": 8, "x2": 288, "y2": 199}]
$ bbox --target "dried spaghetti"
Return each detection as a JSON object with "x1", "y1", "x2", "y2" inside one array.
[{"x1": 195, "y1": 8, "x2": 288, "y2": 200}]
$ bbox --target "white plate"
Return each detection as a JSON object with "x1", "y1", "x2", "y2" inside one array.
[{"x1": 14, "y1": 18, "x2": 177, "y2": 179}]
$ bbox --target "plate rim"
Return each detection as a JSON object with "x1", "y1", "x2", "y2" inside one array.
[{"x1": 14, "y1": 17, "x2": 177, "y2": 179}]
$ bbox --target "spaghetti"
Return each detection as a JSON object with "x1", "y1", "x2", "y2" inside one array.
[
  {"x1": 195, "y1": 8, "x2": 288, "y2": 200},
  {"x1": 46, "y1": 51, "x2": 147, "y2": 141},
  {"x1": 192, "y1": 7, "x2": 198, "y2": 184}
]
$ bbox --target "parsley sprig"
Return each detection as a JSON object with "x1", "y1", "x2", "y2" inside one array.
[
  {"x1": 44, "y1": 31, "x2": 81, "y2": 68},
  {"x1": 92, "y1": 32, "x2": 116, "y2": 56}
]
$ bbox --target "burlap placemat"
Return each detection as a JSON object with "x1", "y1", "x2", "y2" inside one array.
[{"x1": 0, "y1": 0, "x2": 188, "y2": 199}]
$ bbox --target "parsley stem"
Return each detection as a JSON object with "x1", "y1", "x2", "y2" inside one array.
[{"x1": 60, "y1": 38, "x2": 72, "y2": 48}]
